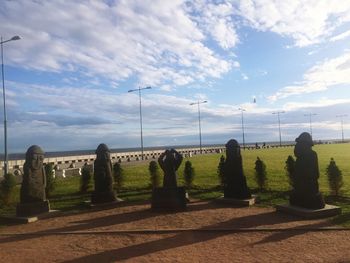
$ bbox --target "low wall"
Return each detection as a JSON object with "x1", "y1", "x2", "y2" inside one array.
[
  {"x1": 0, "y1": 144, "x2": 295, "y2": 178},
  {"x1": 0, "y1": 146, "x2": 226, "y2": 177}
]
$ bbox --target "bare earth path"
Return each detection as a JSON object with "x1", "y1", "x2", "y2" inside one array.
[{"x1": 0, "y1": 200, "x2": 349, "y2": 262}]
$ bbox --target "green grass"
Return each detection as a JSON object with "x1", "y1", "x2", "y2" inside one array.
[{"x1": 1, "y1": 143, "x2": 350, "y2": 227}]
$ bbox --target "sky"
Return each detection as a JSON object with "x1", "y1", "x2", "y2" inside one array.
[{"x1": 1, "y1": 0, "x2": 350, "y2": 153}]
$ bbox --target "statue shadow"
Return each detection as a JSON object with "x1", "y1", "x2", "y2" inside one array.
[
  {"x1": 331, "y1": 211, "x2": 350, "y2": 225},
  {"x1": 62, "y1": 211, "x2": 304, "y2": 262},
  {"x1": 50, "y1": 199, "x2": 149, "y2": 218},
  {"x1": 251, "y1": 220, "x2": 334, "y2": 246},
  {"x1": 0, "y1": 200, "x2": 223, "y2": 245},
  {"x1": 118, "y1": 189, "x2": 151, "y2": 198},
  {"x1": 0, "y1": 206, "x2": 151, "y2": 244}
]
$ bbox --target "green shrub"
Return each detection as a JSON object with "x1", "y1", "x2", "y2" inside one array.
[
  {"x1": 184, "y1": 160, "x2": 195, "y2": 189},
  {"x1": 45, "y1": 163, "x2": 56, "y2": 198},
  {"x1": 149, "y1": 161, "x2": 161, "y2": 188},
  {"x1": 254, "y1": 157, "x2": 267, "y2": 190},
  {"x1": 217, "y1": 155, "x2": 225, "y2": 187},
  {"x1": 80, "y1": 164, "x2": 92, "y2": 193},
  {"x1": 0, "y1": 173, "x2": 17, "y2": 205},
  {"x1": 326, "y1": 158, "x2": 344, "y2": 196},
  {"x1": 284, "y1": 155, "x2": 295, "y2": 188},
  {"x1": 113, "y1": 162, "x2": 125, "y2": 191}
]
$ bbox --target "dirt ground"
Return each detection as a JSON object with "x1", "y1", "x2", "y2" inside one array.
[{"x1": 0, "y1": 200, "x2": 349, "y2": 262}]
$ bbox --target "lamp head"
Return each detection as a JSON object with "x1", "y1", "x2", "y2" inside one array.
[{"x1": 11, "y1": 36, "x2": 21, "y2": 41}]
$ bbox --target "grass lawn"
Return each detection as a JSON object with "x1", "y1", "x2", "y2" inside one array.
[{"x1": 1, "y1": 143, "x2": 350, "y2": 226}]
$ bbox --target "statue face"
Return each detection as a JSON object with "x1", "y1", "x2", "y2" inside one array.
[
  {"x1": 294, "y1": 141, "x2": 312, "y2": 157},
  {"x1": 104, "y1": 151, "x2": 110, "y2": 160},
  {"x1": 97, "y1": 150, "x2": 110, "y2": 160},
  {"x1": 226, "y1": 145, "x2": 240, "y2": 158},
  {"x1": 165, "y1": 151, "x2": 176, "y2": 163},
  {"x1": 31, "y1": 153, "x2": 44, "y2": 170}
]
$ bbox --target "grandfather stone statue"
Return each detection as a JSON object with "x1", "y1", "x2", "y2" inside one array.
[
  {"x1": 223, "y1": 139, "x2": 251, "y2": 199},
  {"x1": 16, "y1": 145, "x2": 50, "y2": 217},
  {"x1": 290, "y1": 132, "x2": 325, "y2": 209},
  {"x1": 152, "y1": 148, "x2": 186, "y2": 210},
  {"x1": 91, "y1": 143, "x2": 117, "y2": 204},
  {"x1": 158, "y1": 149, "x2": 183, "y2": 188}
]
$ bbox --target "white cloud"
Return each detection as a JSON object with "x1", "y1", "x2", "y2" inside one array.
[
  {"x1": 0, "y1": 0, "x2": 236, "y2": 89},
  {"x1": 4, "y1": 79, "x2": 350, "y2": 152},
  {"x1": 268, "y1": 51, "x2": 350, "y2": 101},
  {"x1": 241, "y1": 73, "x2": 249, "y2": 80},
  {"x1": 283, "y1": 98, "x2": 350, "y2": 112},
  {"x1": 187, "y1": 1, "x2": 239, "y2": 49},
  {"x1": 330, "y1": 29, "x2": 350, "y2": 42},
  {"x1": 235, "y1": 0, "x2": 350, "y2": 47}
]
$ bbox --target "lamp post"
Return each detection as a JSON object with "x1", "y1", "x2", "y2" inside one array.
[
  {"x1": 190, "y1": 100, "x2": 207, "y2": 154},
  {"x1": 304, "y1": 113, "x2": 317, "y2": 137},
  {"x1": 272, "y1": 111, "x2": 285, "y2": 146},
  {"x1": 238, "y1": 108, "x2": 246, "y2": 148},
  {"x1": 336, "y1": 114, "x2": 347, "y2": 143},
  {"x1": 128, "y1": 86, "x2": 151, "y2": 160},
  {"x1": 1, "y1": 35, "x2": 21, "y2": 175}
]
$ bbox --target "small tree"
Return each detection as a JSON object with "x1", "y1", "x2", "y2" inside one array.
[
  {"x1": 149, "y1": 161, "x2": 161, "y2": 188},
  {"x1": 80, "y1": 164, "x2": 92, "y2": 193},
  {"x1": 326, "y1": 158, "x2": 344, "y2": 196},
  {"x1": 113, "y1": 162, "x2": 124, "y2": 191},
  {"x1": 254, "y1": 157, "x2": 267, "y2": 190},
  {"x1": 184, "y1": 160, "x2": 195, "y2": 189},
  {"x1": 0, "y1": 173, "x2": 17, "y2": 205},
  {"x1": 45, "y1": 163, "x2": 56, "y2": 198},
  {"x1": 217, "y1": 155, "x2": 225, "y2": 187},
  {"x1": 284, "y1": 155, "x2": 295, "y2": 188}
]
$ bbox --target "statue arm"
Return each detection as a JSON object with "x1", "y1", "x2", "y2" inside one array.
[
  {"x1": 314, "y1": 153, "x2": 320, "y2": 179},
  {"x1": 42, "y1": 167, "x2": 47, "y2": 188},
  {"x1": 174, "y1": 150, "x2": 183, "y2": 169},
  {"x1": 158, "y1": 152, "x2": 166, "y2": 170}
]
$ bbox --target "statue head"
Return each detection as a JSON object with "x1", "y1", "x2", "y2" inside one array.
[
  {"x1": 225, "y1": 139, "x2": 241, "y2": 158},
  {"x1": 294, "y1": 132, "x2": 313, "y2": 157},
  {"x1": 95, "y1": 143, "x2": 111, "y2": 160},
  {"x1": 295, "y1": 132, "x2": 313, "y2": 146},
  {"x1": 164, "y1": 149, "x2": 175, "y2": 160},
  {"x1": 26, "y1": 145, "x2": 44, "y2": 170}
]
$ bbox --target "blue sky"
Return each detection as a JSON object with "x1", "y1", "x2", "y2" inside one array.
[{"x1": 1, "y1": 0, "x2": 350, "y2": 152}]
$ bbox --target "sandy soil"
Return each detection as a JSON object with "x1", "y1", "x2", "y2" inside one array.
[{"x1": 0, "y1": 200, "x2": 349, "y2": 262}]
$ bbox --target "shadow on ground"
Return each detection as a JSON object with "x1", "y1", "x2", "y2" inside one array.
[{"x1": 62, "y1": 210, "x2": 330, "y2": 262}]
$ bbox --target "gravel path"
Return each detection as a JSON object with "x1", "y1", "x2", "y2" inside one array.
[{"x1": 0, "y1": 200, "x2": 349, "y2": 262}]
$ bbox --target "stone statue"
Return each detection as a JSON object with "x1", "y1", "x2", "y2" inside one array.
[
  {"x1": 92, "y1": 143, "x2": 117, "y2": 204},
  {"x1": 290, "y1": 132, "x2": 325, "y2": 209},
  {"x1": 152, "y1": 148, "x2": 186, "y2": 210},
  {"x1": 20, "y1": 145, "x2": 46, "y2": 203},
  {"x1": 158, "y1": 149, "x2": 183, "y2": 188},
  {"x1": 223, "y1": 139, "x2": 251, "y2": 199},
  {"x1": 17, "y1": 145, "x2": 50, "y2": 217}
]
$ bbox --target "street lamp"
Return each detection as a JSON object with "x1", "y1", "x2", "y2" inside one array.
[
  {"x1": 190, "y1": 100, "x2": 207, "y2": 154},
  {"x1": 272, "y1": 111, "x2": 285, "y2": 146},
  {"x1": 1, "y1": 35, "x2": 21, "y2": 175},
  {"x1": 304, "y1": 113, "x2": 317, "y2": 137},
  {"x1": 128, "y1": 86, "x2": 151, "y2": 160},
  {"x1": 336, "y1": 114, "x2": 347, "y2": 143},
  {"x1": 238, "y1": 108, "x2": 246, "y2": 148}
]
